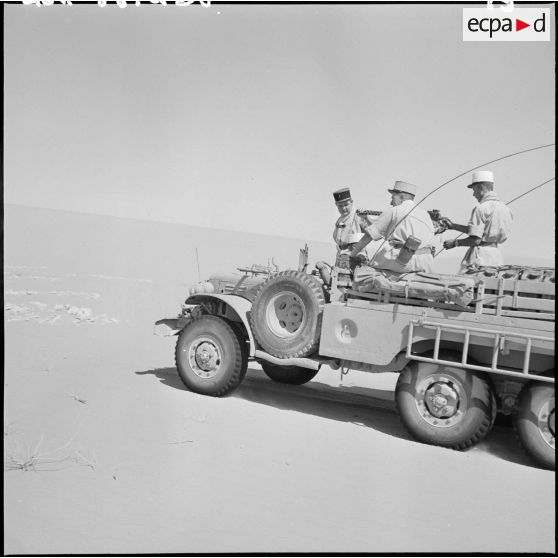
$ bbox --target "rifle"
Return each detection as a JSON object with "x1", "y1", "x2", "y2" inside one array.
[
  {"x1": 358, "y1": 208, "x2": 448, "y2": 234},
  {"x1": 358, "y1": 208, "x2": 443, "y2": 219},
  {"x1": 356, "y1": 209, "x2": 382, "y2": 217}
]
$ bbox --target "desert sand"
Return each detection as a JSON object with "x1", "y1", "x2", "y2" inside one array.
[{"x1": 3, "y1": 205, "x2": 555, "y2": 554}]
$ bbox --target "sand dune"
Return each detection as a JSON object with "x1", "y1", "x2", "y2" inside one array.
[{"x1": 3, "y1": 205, "x2": 555, "y2": 554}]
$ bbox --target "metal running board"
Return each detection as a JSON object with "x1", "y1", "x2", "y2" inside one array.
[{"x1": 253, "y1": 350, "x2": 339, "y2": 371}]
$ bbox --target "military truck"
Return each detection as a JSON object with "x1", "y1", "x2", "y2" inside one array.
[{"x1": 155, "y1": 250, "x2": 555, "y2": 470}]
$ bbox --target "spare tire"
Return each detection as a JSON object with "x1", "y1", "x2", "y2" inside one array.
[{"x1": 250, "y1": 270, "x2": 325, "y2": 358}]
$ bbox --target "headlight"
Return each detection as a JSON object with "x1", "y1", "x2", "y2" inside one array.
[{"x1": 189, "y1": 281, "x2": 215, "y2": 295}]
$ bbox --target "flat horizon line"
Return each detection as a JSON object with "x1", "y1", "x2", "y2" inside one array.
[
  {"x1": 4, "y1": 203, "x2": 554, "y2": 266},
  {"x1": 4, "y1": 202, "x2": 328, "y2": 245}
]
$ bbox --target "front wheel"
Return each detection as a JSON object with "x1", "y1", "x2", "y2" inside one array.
[
  {"x1": 175, "y1": 315, "x2": 247, "y2": 396},
  {"x1": 514, "y1": 383, "x2": 555, "y2": 470},
  {"x1": 395, "y1": 362, "x2": 494, "y2": 450},
  {"x1": 261, "y1": 362, "x2": 318, "y2": 385}
]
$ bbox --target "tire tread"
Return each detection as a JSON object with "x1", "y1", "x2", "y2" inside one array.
[
  {"x1": 175, "y1": 315, "x2": 244, "y2": 397},
  {"x1": 513, "y1": 382, "x2": 555, "y2": 470},
  {"x1": 395, "y1": 364, "x2": 495, "y2": 451},
  {"x1": 250, "y1": 270, "x2": 325, "y2": 358}
]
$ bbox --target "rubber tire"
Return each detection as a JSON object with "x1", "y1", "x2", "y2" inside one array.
[
  {"x1": 514, "y1": 383, "x2": 555, "y2": 470},
  {"x1": 250, "y1": 270, "x2": 325, "y2": 358},
  {"x1": 227, "y1": 320, "x2": 250, "y2": 369},
  {"x1": 395, "y1": 362, "x2": 494, "y2": 450},
  {"x1": 261, "y1": 362, "x2": 318, "y2": 385},
  {"x1": 175, "y1": 315, "x2": 247, "y2": 396}
]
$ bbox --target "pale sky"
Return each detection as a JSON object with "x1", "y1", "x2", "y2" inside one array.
[{"x1": 4, "y1": 2, "x2": 555, "y2": 263}]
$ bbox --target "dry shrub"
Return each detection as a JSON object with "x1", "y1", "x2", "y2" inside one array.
[{"x1": 4, "y1": 433, "x2": 95, "y2": 472}]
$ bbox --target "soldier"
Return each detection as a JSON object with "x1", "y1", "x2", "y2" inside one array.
[
  {"x1": 442, "y1": 170, "x2": 513, "y2": 273},
  {"x1": 315, "y1": 188, "x2": 370, "y2": 284},
  {"x1": 349, "y1": 181, "x2": 436, "y2": 273}
]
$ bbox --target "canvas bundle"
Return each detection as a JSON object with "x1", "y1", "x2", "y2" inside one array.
[
  {"x1": 463, "y1": 265, "x2": 555, "y2": 283},
  {"x1": 352, "y1": 266, "x2": 477, "y2": 308}
]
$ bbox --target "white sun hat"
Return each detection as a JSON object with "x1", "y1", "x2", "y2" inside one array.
[
  {"x1": 468, "y1": 170, "x2": 494, "y2": 188},
  {"x1": 388, "y1": 181, "x2": 417, "y2": 196}
]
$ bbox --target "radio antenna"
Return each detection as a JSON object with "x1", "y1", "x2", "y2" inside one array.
[
  {"x1": 195, "y1": 247, "x2": 201, "y2": 281},
  {"x1": 368, "y1": 143, "x2": 555, "y2": 263},
  {"x1": 433, "y1": 176, "x2": 555, "y2": 258}
]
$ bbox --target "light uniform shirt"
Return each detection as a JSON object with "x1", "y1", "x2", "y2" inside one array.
[
  {"x1": 363, "y1": 199, "x2": 436, "y2": 273},
  {"x1": 460, "y1": 191, "x2": 513, "y2": 272},
  {"x1": 333, "y1": 207, "x2": 371, "y2": 260}
]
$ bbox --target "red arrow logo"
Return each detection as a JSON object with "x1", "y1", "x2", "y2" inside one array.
[{"x1": 516, "y1": 18, "x2": 530, "y2": 31}]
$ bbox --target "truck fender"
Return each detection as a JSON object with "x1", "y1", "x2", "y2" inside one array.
[{"x1": 187, "y1": 293, "x2": 256, "y2": 357}]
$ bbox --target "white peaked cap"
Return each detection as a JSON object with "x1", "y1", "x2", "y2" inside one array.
[
  {"x1": 468, "y1": 170, "x2": 494, "y2": 188},
  {"x1": 388, "y1": 181, "x2": 417, "y2": 196}
]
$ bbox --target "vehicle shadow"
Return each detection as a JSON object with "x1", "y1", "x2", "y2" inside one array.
[
  {"x1": 135, "y1": 366, "x2": 186, "y2": 391},
  {"x1": 472, "y1": 425, "x2": 536, "y2": 468},
  {"x1": 135, "y1": 365, "x2": 538, "y2": 470},
  {"x1": 135, "y1": 365, "x2": 410, "y2": 440},
  {"x1": 237, "y1": 368, "x2": 407, "y2": 437}
]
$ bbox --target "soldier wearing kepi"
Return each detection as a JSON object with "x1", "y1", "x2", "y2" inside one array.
[
  {"x1": 442, "y1": 170, "x2": 513, "y2": 273},
  {"x1": 349, "y1": 180, "x2": 436, "y2": 273},
  {"x1": 315, "y1": 188, "x2": 369, "y2": 284}
]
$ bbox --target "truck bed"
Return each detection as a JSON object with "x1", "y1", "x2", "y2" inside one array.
[{"x1": 319, "y1": 271, "x2": 555, "y2": 382}]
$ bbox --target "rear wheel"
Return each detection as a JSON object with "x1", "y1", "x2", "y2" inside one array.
[
  {"x1": 175, "y1": 315, "x2": 247, "y2": 396},
  {"x1": 514, "y1": 383, "x2": 555, "y2": 470},
  {"x1": 261, "y1": 362, "x2": 318, "y2": 385},
  {"x1": 395, "y1": 361, "x2": 494, "y2": 450}
]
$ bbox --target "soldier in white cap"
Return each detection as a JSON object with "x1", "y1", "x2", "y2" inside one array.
[
  {"x1": 349, "y1": 181, "x2": 436, "y2": 273},
  {"x1": 442, "y1": 170, "x2": 513, "y2": 273},
  {"x1": 315, "y1": 187, "x2": 371, "y2": 284}
]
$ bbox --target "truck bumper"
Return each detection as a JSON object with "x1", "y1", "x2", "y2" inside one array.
[{"x1": 154, "y1": 317, "x2": 191, "y2": 336}]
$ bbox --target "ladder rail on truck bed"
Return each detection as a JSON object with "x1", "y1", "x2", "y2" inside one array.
[
  {"x1": 343, "y1": 276, "x2": 555, "y2": 321},
  {"x1": 334, "y1": 268, "x2": 554, "y2": 380},
  {"x1": 405, "y1": 319, "x2": 554, "y2": 384}
]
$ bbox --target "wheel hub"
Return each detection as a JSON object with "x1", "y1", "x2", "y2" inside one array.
[
  {"x1": 188, "y1": 338, "x2": 221, "y2": 379},
  {"x1": 195, "y1": 342, "x2": 218, "y2": 370},
  {"x1": 425, "y1": 382, "x2": 459, "y2": 418},
  {"x1": 416, "y1": 375, "x2": 465, "y2": 427},
  {"x1": 538, "y1": 397, "x2": 555, "y2": 448},
  {"x1": 266, "y1": 291, "x2": 306, "y2": 338}
]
